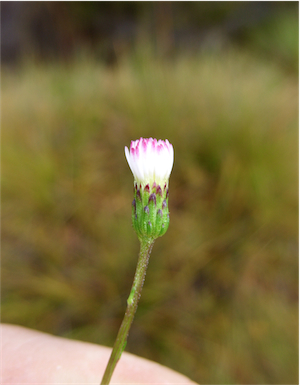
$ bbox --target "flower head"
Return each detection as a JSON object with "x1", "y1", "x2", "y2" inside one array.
[
  {"x1": 125, "y1": 138, "x2": 174, "y2": 241},
  {"x1": 125, "y1": 138, "x2": 174, "y2": 188}
]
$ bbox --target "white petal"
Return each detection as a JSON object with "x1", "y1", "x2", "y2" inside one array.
[{"x1": 125, "y1": 138, "x2": 174, "y2": 186}]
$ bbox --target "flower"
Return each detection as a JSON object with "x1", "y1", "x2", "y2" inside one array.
[
  {"x1": 125, "y1": 138, "x2": 174, "y2": 240},
  {"x1": 125, "y1": 138, "x2": 174, "y2": 188}
]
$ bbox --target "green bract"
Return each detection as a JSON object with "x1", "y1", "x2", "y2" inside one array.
[{"x1": 132, "y1": 182, "x2": 170, "y2": 240}]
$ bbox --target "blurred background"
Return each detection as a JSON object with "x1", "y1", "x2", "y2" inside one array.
[{"x1": 2, "y1": 2, "x2": 298, "y2": 384}]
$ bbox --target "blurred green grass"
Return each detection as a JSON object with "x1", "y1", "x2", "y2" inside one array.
[{"x1": 2, "y1": 46, "x2": 298, "y2": 384}]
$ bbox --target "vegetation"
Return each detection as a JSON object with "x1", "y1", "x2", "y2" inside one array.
[{"x1": 2, "y1": 41, "x2": 298, "y2": 384}]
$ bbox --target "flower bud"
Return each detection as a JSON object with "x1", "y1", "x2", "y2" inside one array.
[{"x1": 125, "y1": 137, "x2": 174, "y2": 240}]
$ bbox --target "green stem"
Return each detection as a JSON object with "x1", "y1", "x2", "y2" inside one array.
[{"x1": 100, "y1": 237, "x2": 155, "y2": 385}]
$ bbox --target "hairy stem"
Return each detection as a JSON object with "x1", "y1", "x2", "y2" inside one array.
[{"x1": 100, "y1": 237, "x2": 155, "y2": 385}]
